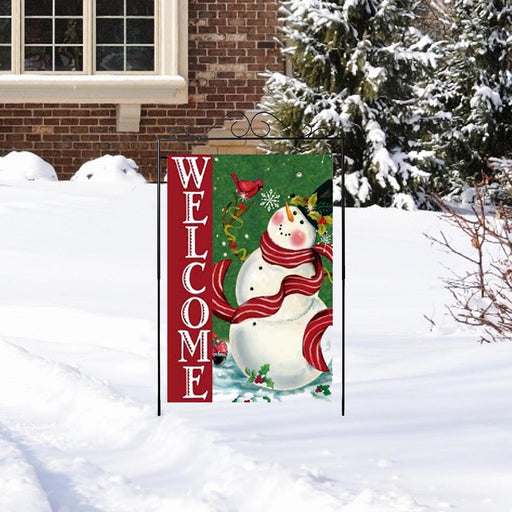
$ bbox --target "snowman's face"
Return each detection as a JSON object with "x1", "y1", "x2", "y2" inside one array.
[{"x1": 267, "y1": 205, "x2": 317, "y2": 250}]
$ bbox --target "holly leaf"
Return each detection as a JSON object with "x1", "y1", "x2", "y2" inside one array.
[
  {"x1": 307, "y1": 192, "x2": 318, "y2": 210},
  {"x1": 314, "y1": 384, "x2": 331, "y2": 396},
  {"x1": 248, "y1": 376, "x2": 255, "y2": 383},
  {"x1": 262, "y1": 396, "x2": 271, "y2": 403},
  {"x1": 324, "y1": 215, "x2": 333, "y2": 225},
  {"x1": 309, "y1": 211, "x2": 322, "y2": 221},
  {"x1": 318, "y1": 224, "x2": 327, "y2": 236},
  {"x1": 264, "y1": 377, "x2": 275, "y2": 389},
  {"x1": 259, "y1": 363, "x2": 270, "y2": 376},
  {"x1": 290, "y1": 196, "x2": 306, "y2": 206},
  {"x1": 245, "y1": 367, "x2": 251, "y2": 375}
]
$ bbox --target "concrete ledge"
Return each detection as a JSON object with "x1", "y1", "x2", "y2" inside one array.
[{"x1": 0, "y1": 75, "x2": 188, "y2": 104}]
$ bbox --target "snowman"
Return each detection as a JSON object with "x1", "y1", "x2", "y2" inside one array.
[{"x1": 212, "y1": 180, "x2": 333, "y2": 391}]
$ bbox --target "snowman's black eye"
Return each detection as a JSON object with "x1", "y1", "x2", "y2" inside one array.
[
  {"x1": 258, "y1": 266, "x2": 263, "y2": 270},
  {"x1": 300, "y1": 220, "x2": 304, "y2": 224},
  {"x1": 252, "y1": 322, "x2": 257, "y2": 326},
  {"x1": 293, "y1": 210, "x2": 297, "y2": 215},
  {"x1": 250, "y1": 287, "x2": 254, "y2": 291}
]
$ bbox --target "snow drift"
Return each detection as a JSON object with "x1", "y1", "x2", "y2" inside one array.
[
  {"x1": 0, "y1": 183, "x2": 510, "y2": 512},
  {"x1": 72, "y1": 154, "x2": 145, "y2": 183},
  {"x1": 0, "y1": 151, "x2": 58, "y2": 182}
]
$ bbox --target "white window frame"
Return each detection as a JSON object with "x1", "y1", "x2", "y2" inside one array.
[{"x1": 0, "y1": 0, "x2": 188, "y2": 105}]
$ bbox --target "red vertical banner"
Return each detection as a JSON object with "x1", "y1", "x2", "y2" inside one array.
[{"x1": 167, "y1": 155, "x2": 213, "y2": 402}]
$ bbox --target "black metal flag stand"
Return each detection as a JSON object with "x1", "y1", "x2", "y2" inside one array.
[{"x1": 156, "y1": 111, "x2": 345, "y2": 416}]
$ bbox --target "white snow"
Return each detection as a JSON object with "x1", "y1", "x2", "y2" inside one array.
[
  {"x1": 311, "y1": 107, "x2": 351, "y2": 131},
  {"x1": 358, "y1": 175, "x2": 371, "y2": 203},
  {"x1": 0, "y1": 183, "x2": 511, "y2": 511},
  {"x1": 72, "y1": 154, "x2": 146, "y2": 183},
  {"x1": 470, "y1": 85, "x2": 503, "y2": 109},
  {"x1": 344, "y1": 172, "x2": 372, "y2": 205},
  {"x1": 391, "y1": 192, "x2": 417, "y2": 211},
  {"x1": 334, "y1": 174, "x2": 342, "y2": 203},
  {"x1": 0, "y1": 151, "x2": 58, "y2": 182},
  {"x1": 345, "y1": 171, "x2": 362, "y2": 198},
  {"x1": 372, "y1": 148, "x2": 400, "y2": 190},
  {"x1": 366, "y1": 120, "x2": 387, "y2": 146}
]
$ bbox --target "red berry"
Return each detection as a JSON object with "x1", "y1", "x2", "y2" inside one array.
[
  {"x1": 244, "y1": 399, "x2": 251, "y2": 403},
  {"x1": 239, "y1": 203, "x2": 245, "y2": 210},
  {"x1": 318, "y1": 217, "x2": 326, "y2": 225},
  {"x1": 303, "y1": 196, "x2": 308, "y2": 202},
  {"x1": 230, "y1": 242, "x2": 237, "y2": 249},
  {"x1": 255, "y1": 374, "x2": 264, "y2": 384},
  {"x1": 315, "y1": 387, "x2": 322, "y2": 393}
]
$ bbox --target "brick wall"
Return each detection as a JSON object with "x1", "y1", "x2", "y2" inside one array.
[{"x1": 0, "y1": 0, "x2": 285, "y2": 180}]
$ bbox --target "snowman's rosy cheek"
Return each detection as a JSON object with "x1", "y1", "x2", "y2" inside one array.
[
  {"x1": 290, "y1": 229, "x2": 306, "y2": 247},
  {"x1": 271, "y1": 211, "x2": 284, "y2": 225}
]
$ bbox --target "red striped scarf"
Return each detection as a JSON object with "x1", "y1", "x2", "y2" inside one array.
[{"x1": 212, "y1": 231, "x2": 333, "y2": 373}]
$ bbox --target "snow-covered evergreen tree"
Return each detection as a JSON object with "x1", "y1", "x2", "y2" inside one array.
[
  {"x1": 422, "y1": 0, "x2": 512, "y2": 190},
  {"x1": 262, "y1": 0, "x2": 437, "y2": 207}
]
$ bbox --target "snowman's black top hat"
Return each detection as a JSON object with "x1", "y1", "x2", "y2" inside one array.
[{"x1": 289, "y1": 179, "x2": 333, "y2": 229}]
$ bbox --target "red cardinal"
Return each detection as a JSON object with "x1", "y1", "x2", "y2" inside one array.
[{"x1": 231, "y1": 172, "x2": 263, "y2": 200}]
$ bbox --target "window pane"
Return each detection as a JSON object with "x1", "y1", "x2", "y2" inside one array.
[
  {"x1": 96, "y1": 0, "x2": 123, "y2": 16},
  {"x1": 126, "y1": 0, "x2": 153, "y2": 16},
  {"x1": 56, "y1": 46, "x2": 82, "y2": 70},
  {"x1": 0, "y1": 0, "x2": 11, "y2": 16},
  {"x1": 96, "y1": 46, "x2": 123, "y2": 71},
  {"x1": 0, "y1": 18, "x2": 10, "y2": 44},
  {"x1": 25, "y1": 0, "x2": 52, "y2": 16},
  {"x1": 127, "y1": 19, "x2": 153, "y2": 44},
  {"x1": 55, "y1": 0, "x2": 82, "y2": 16},
  {"x1": 0, "y1": 45, "x2": 10, "y2": 70},
  {"x1": 97, "y1": 18, "x2": 123, "y2": 44},
  {"x1": 127, "y1": 46, "x2": 153, "y2": 71},
  {"x1": 56, "y1": 19, "x2": 83, "y2": 44},
  {"x1": 25, "y1": 19, "x2": 52, "y2": 44},
  {"x1": 24, "y1": 46, "x2": 52, "y2": 70}
]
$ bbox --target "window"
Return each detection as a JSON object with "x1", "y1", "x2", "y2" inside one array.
[
  {"x1": 24, "y1": 0, "x2": 84, "y2": 72},
  {"x1": 0, "y1": 0, "x2": 187, "y2": 106},
  {"x1": 0, "y1": 0, "x2": 11, "y2": 71},
  {"x1": 96, "y1": 0, "x2": 154, "y2": 72},
  {"x1": 3, "y1": 0, "x2": 157, "y2": 73}
]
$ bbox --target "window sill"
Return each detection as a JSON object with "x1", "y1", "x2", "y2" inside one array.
[{"x1": 0, "y1": 74, "x2": 188, "y2": 104}]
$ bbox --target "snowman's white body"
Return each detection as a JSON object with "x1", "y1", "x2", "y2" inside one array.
[{"x1": 229, "y1": 205, "x2": 328, "y2": 390}]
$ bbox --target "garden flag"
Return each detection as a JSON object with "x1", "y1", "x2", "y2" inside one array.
[{"x1": 167, "y1": 154, "x2": 334, "y2": 403}]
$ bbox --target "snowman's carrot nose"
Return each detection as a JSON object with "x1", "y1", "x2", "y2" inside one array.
[{"x1": 285, "y1": 202, "x2": 294, "y2": 222}]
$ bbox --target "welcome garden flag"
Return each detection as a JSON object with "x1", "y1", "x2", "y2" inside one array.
[{"x1": 167, "y1": 154, "x2": 335, "y2": 403}]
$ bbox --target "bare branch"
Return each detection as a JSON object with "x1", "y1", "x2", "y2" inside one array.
[{"x1": 429, "y1": 179, "x2": 512, "y2": 343}]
